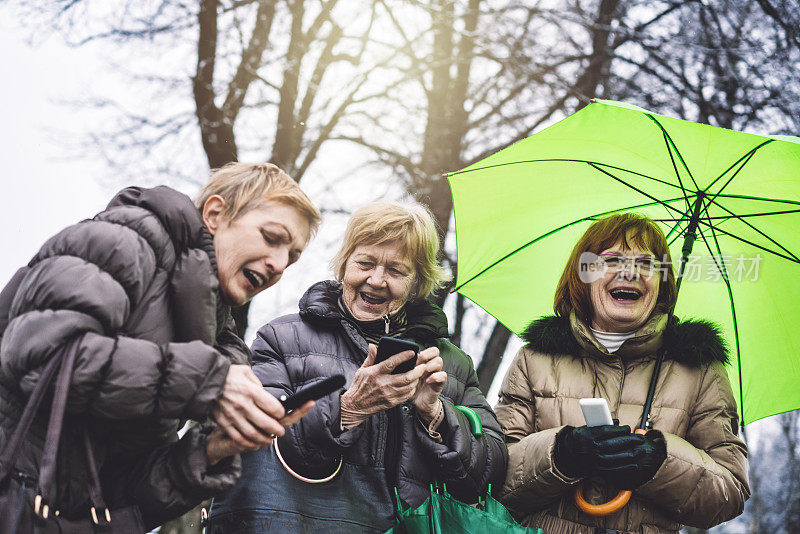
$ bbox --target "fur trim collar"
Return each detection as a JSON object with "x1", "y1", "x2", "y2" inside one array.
[{"x1": 522, "y1": 314, "x2": 729, "y2": 367}]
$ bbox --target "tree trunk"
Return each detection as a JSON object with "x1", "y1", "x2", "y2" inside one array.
[
  {"x1": 573, "y1": 0, "x2": 621, "y2": 108},
  {"x1": 194, "y1": 0, "x2": 238, "y2": 168},
  {"x1": 781, "y1": 412, "x2": 800, "y2": 532},
  {"x1": 741, "y1": 427, "x2": 763, "y2": 534},
  {"x1": 476, "y1": 322, "x2": 512, "y2": 394},
  {"x1": 271, "y1": 0, "x2": 305, "y2": 173}
]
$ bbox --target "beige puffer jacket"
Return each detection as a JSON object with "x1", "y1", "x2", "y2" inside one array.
[{"x1": 496, "y1": 312, "x2": 749, "y2": 534}]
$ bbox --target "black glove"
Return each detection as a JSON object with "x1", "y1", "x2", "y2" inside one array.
[
  {"x1": 594, "y1": 431, "x2": 667, "y2": 490},
  {"x1": 554, "y1": 424, "x2": 632, "y2": 478}
]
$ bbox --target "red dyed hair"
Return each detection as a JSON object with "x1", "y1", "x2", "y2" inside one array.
[{"x1": 554, "y1": 213, "x2": 677, "y2": 322}]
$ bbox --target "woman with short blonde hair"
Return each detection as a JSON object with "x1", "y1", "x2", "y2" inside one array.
[
  {"x1": 195, "y1": 162, "x2": 321, "y2": 237},
  {"x1": 0, "y1": 161, "x2": 319, "y2": 531},
  {"x1": 210, "y1": 200, "x2": 506, "y2": 533},
  {"x1": 330, "y1": 200, "x2": 448, "y2": 302}
]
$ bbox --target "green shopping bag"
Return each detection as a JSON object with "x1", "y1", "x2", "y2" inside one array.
[
  {"x1": 385, "y1": 406, "x2": 543, "y2": 534},
  {"x1": 385, "y1": 483, "x2": 543, "y2": 534}
]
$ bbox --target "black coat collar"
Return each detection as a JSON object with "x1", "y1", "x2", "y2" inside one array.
[
  {"x1": 522, "y1": 313, "x2": 729, "y2": 367},
  {"x1": 298, "y1": 280, "x2": 449, "y2": 341}
]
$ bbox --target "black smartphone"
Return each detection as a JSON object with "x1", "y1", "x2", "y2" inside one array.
[
  {"x1": 279, "y1": 374, "x2": 346, "y2": 412},
  {"x1": 375, "y1": 336, "x2": 419, "y2": 375}
]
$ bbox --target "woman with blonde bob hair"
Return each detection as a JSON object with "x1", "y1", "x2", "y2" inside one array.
[
  {"x1": 209, "y1": 200, "x2": 508, "y2": 533},
  {"x1": 495, "y1": 212, "x2": 749, "y2": 533},
  {"x1": 329, "y1": 200, "x2": 448, "y2": 303}
]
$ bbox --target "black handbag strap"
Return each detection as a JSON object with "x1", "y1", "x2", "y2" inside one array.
[
  {"x1": 0, "y1": 346, "x2": 65, "y2": 484},
  {"x1": 34, "y1": 336, "x2": 82, "y2": 518},
  {"x1": 82, "y1": 426, "x2": 111, "y2": 524},
  {"x1": 0, "y1": 336, "x2": 117, "y2": 526}
]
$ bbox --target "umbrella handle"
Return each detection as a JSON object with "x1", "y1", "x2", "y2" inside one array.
[{"x1": 573, "y1": 428, "x2": 647, "y2": 517}]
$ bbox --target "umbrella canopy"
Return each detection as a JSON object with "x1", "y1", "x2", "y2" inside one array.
[{"x1": 448, "y1": 99, "x2": 800, "y2": 425}]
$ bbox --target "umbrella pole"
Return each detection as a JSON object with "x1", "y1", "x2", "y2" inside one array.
[
  {"x1": 639, "y1": 192, "x2": 706, "y2": 431},
  {"x1": 674, "y1": 191, "x2": 706, "y2": 297}
]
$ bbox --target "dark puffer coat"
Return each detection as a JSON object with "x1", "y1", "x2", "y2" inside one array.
[
  {"x1": 223, "y1": 281, "x2": 506, "y2": 532},
  {"x1": 0, "y1": 186, "x2": 247, "y2": 529}
]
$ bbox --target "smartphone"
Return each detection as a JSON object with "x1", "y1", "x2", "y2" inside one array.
[
  {"x1": 279, "y1": 374, "x2": 346, "y2": 412},
  {"x1": 375, "y1": 336, "x2": 419, "y2": 375},
  {"x1": 579, "y1": 398, "x2": 614, "y2": 427}
]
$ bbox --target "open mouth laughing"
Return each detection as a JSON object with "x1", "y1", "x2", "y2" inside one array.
[
  {"x1": 609, "y1": 287, "x2": 642, "y2": 302},
  {"x1": 359, "y1": 291, "x2": 388, "y2": 306},
  {"x1": 243, "y1": 268, "x2": 267, "y2": 290}
]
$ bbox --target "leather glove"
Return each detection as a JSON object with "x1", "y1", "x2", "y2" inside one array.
[
  {"x1": 595, "y1": 431, "x2": 667, "y2": 490},
  {"x1": 554, "y1": 424, "x2": 632, "y2": 478}
]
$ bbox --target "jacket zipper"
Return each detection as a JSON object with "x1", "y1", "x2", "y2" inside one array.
[
  {"x1": 384, "y1": 405, "x2": 400, "y2": 489},
  {"x1": 616, "y1": 355, "x2": 626, "y2": 417},
  {"x1": 384, "y1": 314, "x2": 390, "y2": 334}
]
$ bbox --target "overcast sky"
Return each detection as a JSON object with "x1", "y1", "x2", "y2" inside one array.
[{"x1": 1, "y1": 10, "x2": 110, "y2": 285}]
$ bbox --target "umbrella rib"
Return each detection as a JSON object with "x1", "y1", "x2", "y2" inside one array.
[
  {"x1": 703, "y1": 139, "x2": 774, "y2": 195},
  {"x1": 700, "y1": 151, "x2": 756, "y2": 222},
  {"x1": 587, "y1": 163, "x2": 691, "y2": 219},
  {"x1": 712, "y1": 194, "x2": 800, "y2": 207},
  {"x1": 659, "y1": 194, "x2": 684, "y2": 229},
  {"x1": 652, "y1": 209, "x2": 800, "y2": 221},
  {"x1": 453, "y1": 195, "x2": 688, "y2": 292},
  {"x1": 447, "y1": 159, "x2": 685, "y2": 191},
  {"x1": 699, "y1": 145, "x2": 772, "y2": 234},
  {"x1": 669, "y1": 217, "x2": 713, "y2": 247},
  {"x1": 702, "y1": 196, "x2": 800, "y2": 262},
  {"x1": 646, "y1": 114, "x2": 700, "y2": 194},
  {"x1": 665, "y1": 213, "x2": 690, "y2": 242},
  {"x1": 668, "y1": 231, "x2": 684, "y2": 247},
  {"x1": 661, "y1": 130, "x2": 692, "y2": 214},
  {"x1": 693, "y1": 215, "x2": 800, "y2": 264},
  {"x1": 696, "y1": 225, "x2": 744, "y2": 424}
]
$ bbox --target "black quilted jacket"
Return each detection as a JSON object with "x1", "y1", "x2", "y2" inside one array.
[
  {"x1": 249, "y1": 281, "x2": 507, "y2": 526},
  {"x1": 0, "y1": 186, "x2": 248, "y2": 529}
]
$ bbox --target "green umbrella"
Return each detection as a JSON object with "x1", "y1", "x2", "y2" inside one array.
[{"x1": 448, "y1": 99, "x2": 800, "y2": 425}]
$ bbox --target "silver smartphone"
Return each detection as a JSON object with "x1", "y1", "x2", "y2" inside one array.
[{"x1": 579, "y1": 398, "x2": 613, "y2": 427}]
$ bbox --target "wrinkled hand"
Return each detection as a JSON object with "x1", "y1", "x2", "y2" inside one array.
[
  {"x1": 595, "y1": 431, "x2": 666, "y2": 490},
  {"x1": 206, "y1": 399, "x2": 316, "y2": 465},
  {"x1": 340, "y1": 344, "x2": 428, "y2": 418},
  {"x1": 411, "y1": 346, "x2": 447, "y2": 422},
  {"x1": 554, "y1": 424, "x2": 632, "y2": 478},
  {"x1": 212, "y1": 364, "x2": 313, "y2": 450}
]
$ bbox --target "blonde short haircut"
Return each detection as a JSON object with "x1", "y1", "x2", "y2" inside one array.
[
  {"x1": 330, "y1": 201, "x2": 450, "y2": 302},
  {"x1": 194, "y1": 162, "x2": 321, "y2": 240}
]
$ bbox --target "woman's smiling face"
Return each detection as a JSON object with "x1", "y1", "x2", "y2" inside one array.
[
  {"x1": 589, "y1": 238, "x2": 661, "y2": 333},
  {"x1": 341, "y1": 241, "x2": 415, "y2": 321}
]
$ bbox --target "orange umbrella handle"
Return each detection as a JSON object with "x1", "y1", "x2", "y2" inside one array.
[{"x1": 573, "y1": 428, "x2": 647, "y2": 517}]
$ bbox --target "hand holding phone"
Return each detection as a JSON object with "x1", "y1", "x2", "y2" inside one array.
[
  {"x1": 555, "y1": 399, "x2": 624, "y2": 479},
  {"x1": 375, "y1": 336, "x2": 419, "y2": 375},
  {"x1": 279, "y1": 374, "x2": 346, "y2": 412}
]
